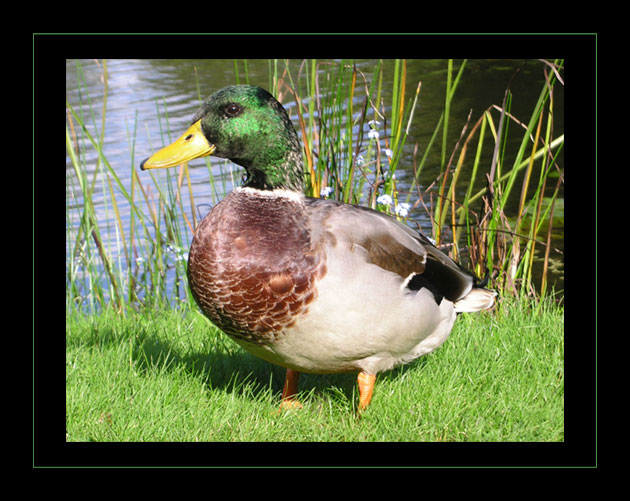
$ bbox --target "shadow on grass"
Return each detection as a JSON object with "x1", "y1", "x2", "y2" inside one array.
[
  {"x1": 132, "y1": 333, "x2": 352, "y2": 403},
  {"x1": 131, "y1": 330, "x2": 428, "y2": 408},
  {"x1": 71, "y1": 314, "x2": 429, "y2": 408}
]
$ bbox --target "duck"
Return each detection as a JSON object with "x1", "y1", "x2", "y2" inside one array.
[{"x1": 140, "y1": 85, "x2": 496, "y2": 411}]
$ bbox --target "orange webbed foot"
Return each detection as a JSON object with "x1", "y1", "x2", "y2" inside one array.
[
  {"x1": 279, "y1": 369, "x2": 303, "y2": 410},
  {"x1": 357, "y1": 372, "x2": 376, "y2": 412}
]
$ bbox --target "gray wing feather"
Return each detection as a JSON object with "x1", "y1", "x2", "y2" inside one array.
[{"x1": 305, "y1": 198, "x2": 475, "y2": 302}]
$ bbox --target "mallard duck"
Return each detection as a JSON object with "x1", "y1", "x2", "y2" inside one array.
[{"x1": 141, "y1": 85, "x2": 496, "y2": 411}]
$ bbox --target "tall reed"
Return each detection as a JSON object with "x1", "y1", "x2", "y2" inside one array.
[
  {"x1": 451, "y1": 60, "x2": 565, "y2": 298},
  {"x1": 66, "y1": 59, "x2": 564, "y2": 314}
]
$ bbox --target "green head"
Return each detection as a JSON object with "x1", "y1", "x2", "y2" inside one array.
[{"x1": 140, "y1": 85, "x2": 305, "y2": 192}]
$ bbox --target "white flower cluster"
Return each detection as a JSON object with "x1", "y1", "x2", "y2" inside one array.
[
  {"x1": 320, "y1": 186, "x2": 334, "y2": 198},
  {"x1": 166, "y1": 244, "x2": 189, "y2": 262},
  {"x1": 367, "y1": 120, "x2": 393, "y2": 158},
  {"x1": 376, "y1": 195, "x2": 411, "y2": 218},
  {"x1": 376, "y1": 194, "x2": 393, "y2": 206},
  {"x1": 368, "y1": 120, "x2": 380, "y2": 140},
  {"x1": 395, "y1": 202, "x2": 411, "y2": 217}
]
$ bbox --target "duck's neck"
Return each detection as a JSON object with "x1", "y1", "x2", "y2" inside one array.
[{"x1": 238, "y1": 120, "x2": 305, "y2": 193}]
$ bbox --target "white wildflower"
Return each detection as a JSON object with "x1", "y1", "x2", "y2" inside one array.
[
  {"x1": 320, "y1": 186, "x2": 334, "y2": 198},
  {"x1": 395, "y1": 202, "x2": 411, "y2": 217},
  {"x1": 384, "y1": 148, "x2": 393, "y2": 158},
  {"x1": 367, "y1": 119, "x2": 381, "y2": 140},
  {"x1": 376, "y1": 194, "x2": 393, "y2": 206}
]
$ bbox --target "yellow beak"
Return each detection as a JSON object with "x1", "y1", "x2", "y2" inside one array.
[{"x1": 140, "y1": 119, "x2": 215, "y2": 170}]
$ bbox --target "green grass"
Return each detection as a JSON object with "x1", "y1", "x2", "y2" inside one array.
[{"x1": 66, "y1": 297, "x2": 563, "y2": 442}]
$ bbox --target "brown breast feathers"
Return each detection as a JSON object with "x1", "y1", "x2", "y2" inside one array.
[{"x1": 187, "y1": 190, "x2": 327, "y2": 344}]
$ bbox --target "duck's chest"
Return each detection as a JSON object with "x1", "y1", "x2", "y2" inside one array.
[{"x1": 188, "y1": 189, "x2": 327, "y2": 343}]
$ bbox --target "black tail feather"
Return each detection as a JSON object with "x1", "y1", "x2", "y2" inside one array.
[{"x1": 475, "y1": 269, "x2": 491, "y2": 289}]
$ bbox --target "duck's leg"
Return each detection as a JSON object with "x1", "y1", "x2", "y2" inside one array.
[
  {"x1": 280, "y1": 368, "x2": 303, "y2": 409},
  {"x1": 357, "y1": 372, "x2": 377, "y2": 411}
]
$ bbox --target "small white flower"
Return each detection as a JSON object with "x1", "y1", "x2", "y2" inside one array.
[
  {"x1": 135, "y1": 256, "x2": 145, "y2": 264},
  {"x1": 165, "y1": 244, "x2": 188, "y2": 263},
  {"x1": 355, "y1": 154, "x2": 365, "y2": 166},
  {"x1": 395, "y1": 202, "x2": 411, "y2": 217},
  {"x1": 377, "y1": 194, "x2": 393, "y2": 206},
  {"x1": 320, "y1": 186, "x2": 333, "y2": 198},
  {"x1": 384, "y1": 148, "x2": 393, "y2": 158},
  {"x1": 368, "y1": 120, "x2": 380, "y2": 128},
  {"x1": 368, "y1": 129, "x2": 380, "y2": 140}
]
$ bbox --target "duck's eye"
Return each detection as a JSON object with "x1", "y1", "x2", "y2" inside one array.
[{"x1": 225, "y1": 103, "x2": 243, "y2": 117}]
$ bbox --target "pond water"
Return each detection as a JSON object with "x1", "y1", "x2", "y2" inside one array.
[{"x1": 66, "y1": 59, "x2": 564, "y2": 308}]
